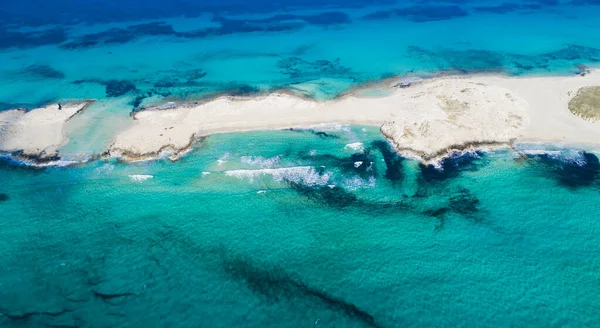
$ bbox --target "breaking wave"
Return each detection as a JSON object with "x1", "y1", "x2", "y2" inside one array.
[{"x1": 225, "y1": 166, "x2": 330, "y2": 186}]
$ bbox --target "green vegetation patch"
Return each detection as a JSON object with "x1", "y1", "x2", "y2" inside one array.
[{"x1": 568, "y1": 86, "x2": 600, "y2": 121}]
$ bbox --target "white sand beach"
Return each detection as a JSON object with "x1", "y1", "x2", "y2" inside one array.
[
  {"x1": 106, "y1": 71, "x2": 600, "y2": 162},
  {"x1": 3, "y1": 72, "x2": 600, "y2": 164},
  {"x1": 0, "y1": 102, "x2": 91, "y2": 160}
]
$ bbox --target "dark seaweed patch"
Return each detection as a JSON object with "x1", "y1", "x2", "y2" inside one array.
[
  {"x1": 291, "y1": 182, "x2": 359, "y2": 208},
  {"x1": 0, "y1": 309, "x2": 71, "y2": 321},
  {"x1": 298, "y1": 149, "x2": 375, "y2": 178},
  {"x1": 289, "y1": 181, "x2": 408, "y2": 214},
  {"x1": 17, "y1": 64, "x2": 65, "y2": 80},
  {"x1": 277, "y1": 57, "x2": 352, "y2": 79},
  {"x1": 0, "y1": 193, "x2": 8, "y2": 202},
  {"x1": 105, "y1": 80, "x2": 138, "y2": 97},
  {"x1": 60, "y1": 22, "x2": 177, "y2": 49},
  {"x1": 344, "y1": 152, "x2": 375, "y2": 178},
  {"x1": 419, "y1": 151, "x2": 482, "y2": 183},
  {"x1": 423, "y1": 187, "x2": 481, "y2": 230},
  {"x1": 362, "y1": 5, "x2": 468, "y2": 22},
  {"x1": 371, "y1": 141, "x2": 403, "y2": 182},
  {"x1": 475, "y1": 3, "x2": 524, "y2": 14},
  {"x1": 407, "y1": 44, "x2": 600, "y2": 75},
  {"x1": 0, "y1": 26, "x2": 67, "y2": 49},
  {"x1": 449, "y1": 187, "x2": 481, "y2": 217},
  {"x1": 287, "y1": 128, "x2": 340, "y2": 139},
  {"x1": 228, "y1": 85, "x2": 261, "y2": 96},
  {"x1": 222, "y1": 255, "x2": 379, "y2": 327},
  {"x1": 529, "y1": 151, "x2": 600, "y2": 188},
  {"x1": 57, "y1": 12, "x2": 350, "y2": 49}
]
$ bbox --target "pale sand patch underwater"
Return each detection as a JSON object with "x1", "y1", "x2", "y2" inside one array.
[{"x1": 106, "y1": 71, "x2": 600, "y2": 163}]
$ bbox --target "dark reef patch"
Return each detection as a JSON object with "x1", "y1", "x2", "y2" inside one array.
[
  {"x1": 14, "y1": 64, "x2": 66, "y2": 80},
  {"x1": 407, "y1": 46, "x2": 506, "y2": 74},
  {"x1": 419, "y1": 151, "x2": 483, "y2": 183},
  {"x1": 449, "y1": 187, "x2": 481, "y2": 217},
  {"x1": 58, "y1": 12, "x2": 350, "y2": 49},
  {"x1": 1, "y1": 0, "x2": 390, "y2": 28},
  {"x1": 297, "y1": 148, "x2": 376, "y2": 179},
  {"x1": 474, "y1": 3, "x2": 525, "y2": 14},
  {"x1": 289, "y1": 181, "x2": 409, "y2": 214},
  {"x1": 0, "y1": 193, "x2": 9, "y2": 202},
  {"x1": 277, "y1": 57, "x2": 352, "y2": 79},
  {"x1": 105, "y1": 80, "x2": 138, "y2": 97},
  {"x1": 73, "y1": 78, "x2": 139, "y2": 98},
  {"x1": 228, "y1": 85, "x2": 261, "y2": 96},
  {"x1": 362, "y1": 5, "x2": 469, "y2": 22},
  {"x1": 423, "y1": 187, "x2": 482, "y2": 231},
  {"x1": 0, "y1": 26, "x2": 67, "y2": 49},
  {"x1": 527, "y1": 151, "x2": 600, "y2": 188},
  {"x1": 290, "y1": 182, "x2": 360, "y2": 208},
  {"x1": 60, "y1": 22, "x2": 177, "y2": 49},
  {"x1": 407, "y1": 44, "x2": 600, "y2": 75},
  {"x1": 222, "y1": 254, "x2": 380, "y2": 327},
  {"x1": 371, "y1": 141, "x2": 404, "y2": 182}
]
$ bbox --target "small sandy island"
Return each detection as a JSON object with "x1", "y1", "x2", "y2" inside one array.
[
  {"x1": 3, "y1": 71, "x2": 600, "y2": 165},
  {"x1": 105, "y1": 71, "x2": 600, "y2": 163},
  {"x1": 0, "y1": 102, "x2": 91, "y2": 162}
]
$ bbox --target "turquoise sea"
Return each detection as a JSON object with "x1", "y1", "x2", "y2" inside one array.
[
  {"x1": 2, "y1": 1, "x2": 600, "y2": 327},
  {"x1": 2, "y1": 127, "x2": 600, "y2": 327}
]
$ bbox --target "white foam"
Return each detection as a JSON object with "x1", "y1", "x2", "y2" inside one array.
[
  {"x1": 225, "y1": 166, "x2": 329, "y2": 186},
  {"x1": 129, "y1": 174, "x2": 153, "y2": 182},
  {"x1": 217, "y1": 153, "x2": 229, "y2": 165},
  {"x1": 257, "y1": 190, "x2": 267, "y2": 194},
  {"x1": 345, "y1": 142, "x2": 365, "y2": 152},
  {"x1": 240, "y1": 155, "x2": 281, "y2": 168},
  {"x1": 309, "y1": 150, "x2": 317, "y2": 156},
  {"x1": 342, "y1": 176, "x2": 376, "y2": 191},
  {"x1": 96, "y1": 163, "x2": 115, "y2": 175},
  {"x1": 519, "y1": 148, "x2": 588, "y2": 166},
  {"x1": 302, "y1": 123, "x2": 351, "y2": 132},
  {"x1": 0, "y1": 154, "x2": 85, "y2": 168},
  {"x1": 202, "y1": 171, "x2": 211, "y2": 177}
]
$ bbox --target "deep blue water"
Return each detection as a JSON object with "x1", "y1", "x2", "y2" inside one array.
[{"x1": 2, "y1": 0, "x2": 600, "y2": 109}]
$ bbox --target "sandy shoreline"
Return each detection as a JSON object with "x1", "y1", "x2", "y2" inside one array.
[
  {"x1": 2, "y1": 71, "x2": 600, "y2": 165},
  {"x1": 0, "y1": 101, "x2": 92, "y2": 162},
  {"x1": 106, "y1": 71, "x2": 600, "y2": 163}
]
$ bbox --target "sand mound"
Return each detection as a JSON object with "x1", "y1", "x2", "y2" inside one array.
[{"x1": 381, "y1": 80, "x2": 529, "y2": 161}]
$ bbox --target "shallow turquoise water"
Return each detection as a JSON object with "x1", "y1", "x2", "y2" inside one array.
[
  {"x1": 1, "y1": 126, "x2": 599, "y2": 327},
  {"x1": 3, "y1": 1, "x2": 600, "y2": 326}
]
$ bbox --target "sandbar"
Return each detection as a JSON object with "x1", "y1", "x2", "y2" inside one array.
[
  {"x1": 106, "y1": 71, "x2": 600, "y2": 163},
  {"x1": 0, "y1": 102, "x2": 91, "y2": 162}
]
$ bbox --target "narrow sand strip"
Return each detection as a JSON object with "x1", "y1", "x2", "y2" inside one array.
[
  {"x1": 0, "y1": 102, "x2": 91, "y2": 161},
  {"x1": 106, "y1": 71, "x2": 600, "y2": 162}
]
